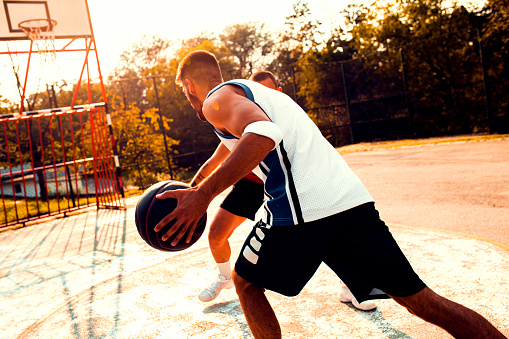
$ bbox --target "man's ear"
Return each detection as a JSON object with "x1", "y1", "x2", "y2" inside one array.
[{"x1": 185, "y1": 79, "x2": 196, "y2": 94}]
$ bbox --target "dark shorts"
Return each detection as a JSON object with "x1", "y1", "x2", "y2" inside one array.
[
  {"x1": 235, "y1": 202, "x2": 426, "y2": 302},
  {"x1": 220, "y1": 177, "x2": 265, "y2": 221}
]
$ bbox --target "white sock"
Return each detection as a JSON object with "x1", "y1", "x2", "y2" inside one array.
[{"x1": 217, "y1": 261, "x2": 231, "y2": 280}]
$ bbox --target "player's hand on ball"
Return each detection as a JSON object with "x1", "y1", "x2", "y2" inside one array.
[{"x1": 154, "y1": 187, "x2": 209, "y2": 246}]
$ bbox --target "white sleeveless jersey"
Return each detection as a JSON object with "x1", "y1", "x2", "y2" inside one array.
[{"x1": 206, "y1": 79, "x2": 374, "y2": 227}]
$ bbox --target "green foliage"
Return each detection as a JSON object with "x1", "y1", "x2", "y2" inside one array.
[
  {"x1": 116, "y1": 35, "x2": 173, "y2": 77},
  {"x1": 0, "y1": 95, "x2": 14, "y2": 114},
  {"x1": 270, "y1": 2, "x2": 328, "y2": 107},
  {"x1": 109, "y1": 94, "x2": 178, "y2": 188},
  {"x1": 219, "y1": 22, "x2": 275, "y2": 78},
  {"x1": 279, "y1": 1, "x2": 324, "y2": 53},
  {"x1": 107, "y1": 36, "x2": 229, "y2": 183},
  {"x1": 481, "y1": 0, "x2": 509, "y2": 132},
  {"x1": 336, "y1": 0, "x2": 498, "y2": 136}
]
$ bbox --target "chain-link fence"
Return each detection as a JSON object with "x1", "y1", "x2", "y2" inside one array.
[
  {"x1": 294, "y1": 28, "x2": 506, "y2": 146},
  {"x1": 109, "y1": 29, "x2": 508, "y2": 189}
]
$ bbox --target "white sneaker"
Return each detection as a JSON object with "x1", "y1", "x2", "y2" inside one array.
[
  {"x1": 198, "y1": 275, "x2": 234, "y2": 302},
  {"x1": 339, "y1": 285, "x2": 377, "y2": 311}
]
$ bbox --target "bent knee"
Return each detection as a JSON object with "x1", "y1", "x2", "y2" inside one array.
[
  {"x1": 232, "y1": 269, "x2": 248, "y2": 289},
  {"x1": 208, "y1": 229, "x2": 227, "y2": 247},
  {"x1": 232, "y1": 269, "x2": 258, "y2": 292}
]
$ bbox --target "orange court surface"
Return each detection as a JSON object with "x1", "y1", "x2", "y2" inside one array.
[{"x1": 1, "y1": 138, "x2": 508, "y2": 338}]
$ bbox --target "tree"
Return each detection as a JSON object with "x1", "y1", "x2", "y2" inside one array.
[
  {"x1": 0, "y1": 96, "x2": 13, "y2": 114},
  {"x1": 278, "y1": 1, "x2": 324, "y2": 53},
  {"x1": 109, "y1": 96, "x2": 177, "y2": 187},
  {"x1": 340, "y1": 0, "x2": 491, "y2": 137},
  {"x1": 111, "y1": 35, "x2": 237, "y2": 176},
  {"x1": 271, "y1": 2, "x2": 325, "y2": 105},
  {"x1": 480, "y1": 0, "x2": 509, "y2": 132},
  {"x1": 219, "y1": 22, "x2": 274, "y2": 78},
  {"x1": 115, "y1": 35, "x2": 173, "y2": 77}
]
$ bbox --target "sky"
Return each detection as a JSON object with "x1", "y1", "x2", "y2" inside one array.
[
  {"x1": 0, "y1": 0, "x2": 352, "y2": 104},
  {"x1": 86, "y1": 0, "x2": 351, "y2": 75}
]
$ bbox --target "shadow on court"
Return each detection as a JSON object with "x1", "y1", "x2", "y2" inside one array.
[
  {"x1": 0, "y1": 209, "x2": 134, "y2": 338},
  {"x1": 0, "y1": 139, "x2": 508, "y2": 339}
]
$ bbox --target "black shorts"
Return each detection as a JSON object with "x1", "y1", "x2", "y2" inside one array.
[
  {"x1": 235, "y1": 202, "x2": 426, "y2": 302},
  {"x1": 220, "y1": 177, "x2": 265, "y2": 221}
]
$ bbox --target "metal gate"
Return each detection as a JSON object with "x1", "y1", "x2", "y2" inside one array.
[{"x1": 0, "y1": 103, "x2": 125, "y2": 228}]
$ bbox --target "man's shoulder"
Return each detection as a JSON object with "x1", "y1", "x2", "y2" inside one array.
[{"x1": 202, "y1": 87, "x2": 240, "y2": 129}]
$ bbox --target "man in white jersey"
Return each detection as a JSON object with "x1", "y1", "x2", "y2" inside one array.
[
  {"x1": 154, "y1": 50, "x2": 505, "y2": 339},
  {"x1": 193, "y1": 70, "x2": 375, "y2": 310}
]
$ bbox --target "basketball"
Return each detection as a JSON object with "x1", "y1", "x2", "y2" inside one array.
[{"x1": 135, "y1": 180, "x2": 207, "y2": 252}]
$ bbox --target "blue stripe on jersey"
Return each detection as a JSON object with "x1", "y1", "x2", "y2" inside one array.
[
  {"x1": 263, "y1": 151, "x2": 296, "y2": 225},
  {"x1": 206, "y1": 121, "x2": 236, "y2": 140},
  {"x1": 207, "y1": 81, "x2": 254, "y2": 101},
  {"x1": 278, "y1": 141, "x2": 304, "y2": 224},
  {"x1": 207, "y1": 80, "x2": 304, "y2": 226}
]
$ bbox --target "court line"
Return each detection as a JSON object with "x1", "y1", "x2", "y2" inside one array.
[{"x1": 387, "y1": 222, "x2": 509, "y2": 252}]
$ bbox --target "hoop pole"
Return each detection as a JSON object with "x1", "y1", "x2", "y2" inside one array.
[
  {"x1": 85, "y1": 39, "x2": 92, "y2": 105},
  {"x1": 94, "y1": 109, "x2": 112, "y2": 205},
  {"x1": 19, "y1": 40, "x2": 34, "y2": 115},
  {"x1": 88, "y1": 108, "x2": 100, "y2": 208},
  {"x1": 92, "y1": 39, "x2": 108, "y2": 105},
  {"x1": 92, "y1": 38, "x2": 125, "y2": 208},
  {"x1": 98, "y1": 107, "x2": 119, "y2": 206},
  {"x1": 71, "y1": 39, "x2": 92, "y2": 109},
  {"x1": 106, "y1": 106, "x2": 125, "y2": 208}
]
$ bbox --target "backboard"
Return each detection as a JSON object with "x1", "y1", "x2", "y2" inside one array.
[{"x1": 1, "y1": 0, "x2": 93, "y2": 40}]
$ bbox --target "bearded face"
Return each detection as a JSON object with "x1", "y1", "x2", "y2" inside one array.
[
  {"x1": 183, "y1": 82, "x2": 206, "y2": 122},
  {"x1": 188, "y1": 92, "x2": 206, "y2": 122}
]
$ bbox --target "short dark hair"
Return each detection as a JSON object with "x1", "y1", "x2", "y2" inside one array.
[
  {"x1": 176, "y1": 50, "x2": 222, "y2": 87},
  {"x1": 249, "y1": 71, "x2": 278, "y2": 88}
]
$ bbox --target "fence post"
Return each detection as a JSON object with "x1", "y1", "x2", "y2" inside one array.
[
  {"x1": 340, "y1": 62, "x2": 354, "y2": 145},
  {"x1": 290, "y1": 65, "x2": 298, "y2": 102},
  {"x1": 152, "y1": 76, "x2": 174, "y2": 179},
  {"x1": 476, "y1": 28, "x2": 492, "y2": 133},
  {"x1": 399, "y1": 48, "x2": 413, "y2": 138}
]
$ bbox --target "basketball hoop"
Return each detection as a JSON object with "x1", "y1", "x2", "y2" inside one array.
[
  {"x1": 18, "y1": 19, "x2": 58, "y2": 63},
  {"x1": 17, "y1": 18, "x2": 60, "y2": 91},
  {"x1": 18, "y1": 18, "x2": 57, "y2": 40}
]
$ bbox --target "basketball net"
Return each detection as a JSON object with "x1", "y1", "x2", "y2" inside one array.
[{"x1": 18, "y1": 19, "x2": 60, "y2": 86}]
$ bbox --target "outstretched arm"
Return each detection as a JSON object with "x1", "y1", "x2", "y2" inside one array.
[
  {"x1": 154, "y1": 84, "x2": 277, "y2": 245},
  {"x1": 154, "y1": 133, "x2": 274, "y2": 245},
  {"x1": 190, "y1": 142, "x2": 230, "y2": 187}
]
